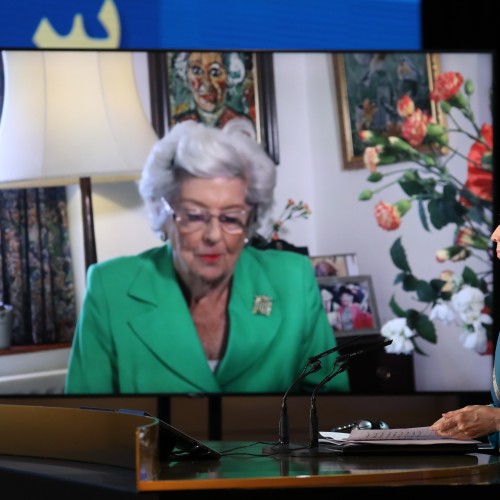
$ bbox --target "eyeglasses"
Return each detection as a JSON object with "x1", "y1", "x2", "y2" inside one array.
[{"x1": 161, "y1": 197, "x2": 253, "y2": 235}]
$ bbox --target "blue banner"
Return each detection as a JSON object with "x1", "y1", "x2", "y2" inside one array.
[{"x1": 0, "y1": 0, "x2": 421, "y2": 50}]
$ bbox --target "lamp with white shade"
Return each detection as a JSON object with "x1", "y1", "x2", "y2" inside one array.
[{"x1": 0, "y1": 50, "x2": 158, "y2": 270}]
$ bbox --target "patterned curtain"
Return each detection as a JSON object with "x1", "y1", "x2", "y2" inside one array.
[{"x1": 0, "y1": 187, "x2": 76, "y2": 345}]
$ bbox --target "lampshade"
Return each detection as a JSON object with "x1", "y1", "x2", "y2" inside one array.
[{"x1": 0, "y1": 50, "x2": 158, "y2": 187}]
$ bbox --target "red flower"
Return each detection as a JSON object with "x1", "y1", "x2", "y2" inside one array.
[
  {"x1": 397, "y1": 95, "x2": 415, "y2": 117},
  {"x1": 374, "y1": 201, "x2": 401, "y2": 231},
  {"x1": 401, "y1": 109, "x2": 429, "y2": 147},
  {"x1": 430, "y1": 72, "x2": 464, "y2": 101},
  {"x1": 455, "y1": 227, "x2": 475, "y2": 247},
  {"x1": 481, "y1": 339, "x2": 494, "y2": 356},
  {"x1": 463, "y1": 124, "x2": 493, "y2": 204},
  {"x1": 363, "y1": 145, "x2": 382, "y2": 172}
]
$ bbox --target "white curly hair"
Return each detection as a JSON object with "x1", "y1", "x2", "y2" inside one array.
[{"x1": 138, "y1": 119, "x2": 277, "y2": 239}]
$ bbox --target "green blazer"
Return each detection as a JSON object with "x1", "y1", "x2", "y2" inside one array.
[{"x1": 65, "y1": 244, "x2": 350, "y2": 394}]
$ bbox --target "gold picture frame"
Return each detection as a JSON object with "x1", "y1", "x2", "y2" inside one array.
[{"x1": 333, "y1": 52, "x2": 443, "y2": 170}]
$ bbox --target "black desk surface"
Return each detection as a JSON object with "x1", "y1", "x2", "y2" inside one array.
[{"x1": 1, "y1": 441, "x2": 500, "y2": 499}]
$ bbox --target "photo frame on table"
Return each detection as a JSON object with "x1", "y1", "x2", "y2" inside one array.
[
  {"x1": 151, "y1": 51, "x2": 279, "y2": 164},
  {"x1": 333, "y1": 52, "x2": 443, "y2": 170},
  {"x1": 310, "y1": 253, "x2": 359, "y2": 277},
  {"x1": 317, "y1": 275, "x2": 380, "y2": 337}
]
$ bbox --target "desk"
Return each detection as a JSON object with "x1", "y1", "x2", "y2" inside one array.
[{"x1": 1, "y1": 442, "x2": 499, "y2": 499}]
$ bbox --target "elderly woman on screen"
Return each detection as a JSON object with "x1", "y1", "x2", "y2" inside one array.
[{"x1": 65, "y1": 119, "x2": 350, "y2": 394}]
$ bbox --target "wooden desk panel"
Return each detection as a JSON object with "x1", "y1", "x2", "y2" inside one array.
[
  {"x1": 0, "y1": 444, "x2": 499, "y2": 499},
  {"x1": 138, "y1": 441, "x2": 500, "y2": 492}
]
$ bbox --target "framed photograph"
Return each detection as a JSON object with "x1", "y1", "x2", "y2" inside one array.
[
  {"x1": 152, "y1": 51, "x2": 279, "y2": 164},
  {"x1": 310, "y1": 253, "x2": 359, "y2": 277},
  {"x1": 317, "y1": 275, "x2": 380, "y2": 337},
  {"x1": 333, "y1": 52, "x2": 443, "y2": 169}
]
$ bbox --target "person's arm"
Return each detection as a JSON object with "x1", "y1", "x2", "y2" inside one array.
[
  {"x1": 65, "y1": 264, "x2": 116, "y2": 394},
  {"x1": 430, "y1": 404, "x2": 500, "y2": 441}
]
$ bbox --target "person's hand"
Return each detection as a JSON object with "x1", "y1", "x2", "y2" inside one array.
[{"x1": 430, "y1": 405, "x2": 500, "y2": 439}]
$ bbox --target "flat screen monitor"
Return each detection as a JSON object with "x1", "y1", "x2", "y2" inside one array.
[{"x1": 0, "y1": 49, "x2": 496, "y2": 402}]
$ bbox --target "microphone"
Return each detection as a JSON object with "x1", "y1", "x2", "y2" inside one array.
[
  {"x1": 263, "y1": 336, "x2": 366, "y2": 454},
  {"x1": 276, "y1": 361, "x2": 321, "y2": 450},
  {"x1": 334, "y1": 338, "x2": 393, "y2": 366},
  {"x1": 308, "y1": 363, "x2": 348, "y2": 448},
  {"x1": 279, "y1": 336, "x2": 373, "y2": 446},
  {"x1": 306, "y1": 335, "x2": 366, "y2": 364},
  {"x1": 296, "y1": 337, "x2": 393, "y2": 455}
]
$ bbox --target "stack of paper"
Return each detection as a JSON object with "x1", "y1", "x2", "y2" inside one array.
[{"x1": 319, "y1": 427, "x2": 481, "y2": 455}]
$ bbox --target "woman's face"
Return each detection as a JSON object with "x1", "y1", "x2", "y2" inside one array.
[
  {"x1": 339, "y1": 292, "x2": 354, "y2": 306},
  {"x1": 168, "y1": 176, "x2": 250, "y2": 287},
  {"x1": 491, "y1": 224, "x2": 500, "y2": 259},
  {"x1": 186, "y1": 52, "x2": 228, "y2": 114}
]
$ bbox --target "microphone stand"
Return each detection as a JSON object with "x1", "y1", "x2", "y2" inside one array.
[
  {"x1": 289, "y1": 361, "x2": 349, "y2": 456},
  {"x1": 262, "y1": 360, "x2": 322, "y2": 453},
  {"x1": 261, "y1": 336, "x2": 387, "y2": 455},
  {"x1": 292, "y1": 338, "x2": 393, "y2": 457},
  {"x1": 309, "y1": 363, "x2": 348, "y2": 448},
  {"x1": 264, "y1": 336, "x2": 365, "y2": 454},
  {"x1": 280, "y1": 362, "x2": 321, "y2": 443}
]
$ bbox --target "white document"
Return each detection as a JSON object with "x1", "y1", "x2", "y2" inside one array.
[{"x1": 320, "y1": 426, "x2": 480, "y2": 446}]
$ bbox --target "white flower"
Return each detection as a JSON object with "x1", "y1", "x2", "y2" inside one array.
[
  {"x1": 430, "y1": 286, "x2": 492, "y2": 353},
  {"x1": 429, "y1": 301, "x2": 455, "y2": 325},
  {"x1": 459, "y1": 321, "x2": 489, "y2": 353},
  {"x1": 381, "y1": 318, "x2": 415, "y2": 355},
  {"x1": 451, "y1": 285, "x2": 486, "y2": 324}
]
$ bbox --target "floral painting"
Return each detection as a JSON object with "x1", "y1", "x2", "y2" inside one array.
[{"x1": 333, "y1": 53, "x2": 443, "y2": 169}]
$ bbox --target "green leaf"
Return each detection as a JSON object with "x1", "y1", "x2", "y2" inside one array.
[
  {"x1": 412, "y1": 339, "x2": 428, "y2": 356},
  {"x1": 389, "y1": 294, "x2": 407, "y2": 317},
  {"x1": 417, "y1": 199, "x2": 430, "y2": 231},
  {"x1": 480, "y1": 279, "x2": 490, "y2": 296},
  {"x1": 390, "y1": 237, "x2": 411, "y2": 272},
  {"x1": 428, "y1": 194, "x2": 467, "y2": 229},
  {"x1": 394, "y1": 272, "x2": 406, "y2": 285},
  {"x1": 402, "y1": 274, "x2": 419, "y2": 291},
  {"x1": 442, "y1": 184, "x2": 458, "y2": 200},
  {"x1": 415, "y1": 280, "x2": 437, "y2": 302},
  {"x1": 462, "y1": 266, "x2": 479, "y2": 287},
  {"x1": 465, "y1": 203, "x2": 489, "y2": 224},
  {"x1": 405, "y1": 309, "x2": 420, "y2": 329},
  {"x1": 430, "y1": 278, "x2": 446, "y2": 292},
  {"x1": 399, "y1": 170, "x2": 436, "y2": 197},
  {"x1": 399, "y1": 178, "x2": 426, "y2": 197},
  {"x1": 415, "y1": 314, "x2": 437, "y2": 343}
]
